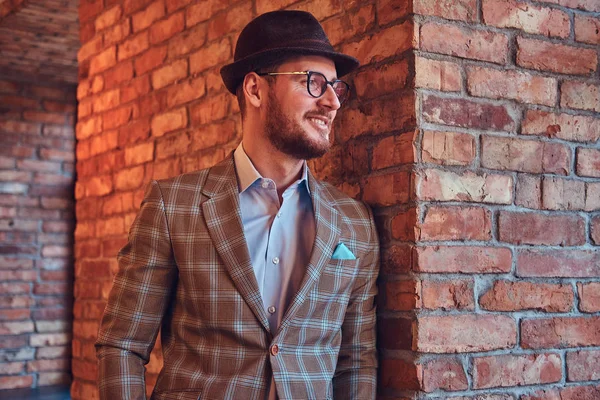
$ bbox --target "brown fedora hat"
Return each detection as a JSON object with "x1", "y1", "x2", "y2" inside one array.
[{"x1": 220, "y1": 10, "x2": 360, "y2": 94}]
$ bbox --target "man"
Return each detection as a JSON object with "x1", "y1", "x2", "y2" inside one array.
[{"x1": 96, "y1": 10, "x2": 379, "y2": 400}]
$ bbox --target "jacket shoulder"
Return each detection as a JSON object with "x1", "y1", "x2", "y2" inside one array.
[{"x1": 319, "y1": 181, "x2": 372, "y2": 222}]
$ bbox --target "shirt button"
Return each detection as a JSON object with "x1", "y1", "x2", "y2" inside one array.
[
  {"x1": 277, "y1": 212, "x2": 282, "y2": 218},
  {"x1": 270, "y1": 344, "x2": 279, "y2": 356},
  {"x1": 261, "y1": 181, "x2": 269, "y2": 189},
  {"x1": 272, "y1": 257, "x2": 279, "y2": 264},
  {"x1": 268, "y1": 306, "x2": 276, "y2": 314}
]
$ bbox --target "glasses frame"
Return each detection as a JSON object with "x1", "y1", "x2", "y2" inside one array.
[{"x1": 256, "y1": 70, "x2": 350, "y2": 104}]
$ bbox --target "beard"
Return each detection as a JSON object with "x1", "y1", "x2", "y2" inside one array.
[{"x1": 264, "y1": 90, "x2": 331, "y2": 161}]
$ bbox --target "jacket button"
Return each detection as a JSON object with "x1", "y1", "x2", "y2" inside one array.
[{"x1": 270, "y1": 344, "x2": 279, "y2": 355}]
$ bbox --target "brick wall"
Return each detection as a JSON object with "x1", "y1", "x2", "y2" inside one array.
[
  {"x1": 0, "y1": 77, "x2": 76, "y2": 390},
  {"x1": 74, "y1": 0, "x2": 599, "y2": 399}
]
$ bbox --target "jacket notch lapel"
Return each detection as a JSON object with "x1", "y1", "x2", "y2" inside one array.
[{"x1": 201, "y1": 158, "x2": 271, "y2": 333}]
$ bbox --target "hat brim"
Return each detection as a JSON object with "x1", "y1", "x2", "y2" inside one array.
[{"x1": 220, "y1": 48, "x2": 360, "y2": 94}]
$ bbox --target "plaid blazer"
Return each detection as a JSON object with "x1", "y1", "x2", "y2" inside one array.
[{"x1": 96, "y1": 155, "x2": 379, "y2": 400}]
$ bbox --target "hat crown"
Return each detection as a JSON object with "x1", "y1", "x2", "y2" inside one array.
[{"x1": 234, "y1": 10, "x2": 333, "y2": 62}]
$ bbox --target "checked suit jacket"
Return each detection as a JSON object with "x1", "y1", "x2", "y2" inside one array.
[{"x1": 96, "y1": 155, "x2": 380, "y2": 400}]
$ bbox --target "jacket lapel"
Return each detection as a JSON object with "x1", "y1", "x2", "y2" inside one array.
[
  {"x1": 278, "y1": 171, "x2": 340, "y2": 333},
  {"x1": 200, "y1": 156, "x2": 271, "y2": 333}
]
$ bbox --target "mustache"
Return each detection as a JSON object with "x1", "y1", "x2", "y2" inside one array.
[{"x1": 304, "y1": 109, "x2": 334, "y2": 121}]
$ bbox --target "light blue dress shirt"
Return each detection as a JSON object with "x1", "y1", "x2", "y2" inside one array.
[{"x1": 233, "y1": 143, "x2": 316, "y2": 336}]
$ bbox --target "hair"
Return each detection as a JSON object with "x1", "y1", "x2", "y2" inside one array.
[{"x1": 235, "y1": 59, "x2": 285, "y2": 120}]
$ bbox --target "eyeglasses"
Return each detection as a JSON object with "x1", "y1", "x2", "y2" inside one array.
[{"x1": 257, "y1": 71, "x2": 350, "y2": 104}]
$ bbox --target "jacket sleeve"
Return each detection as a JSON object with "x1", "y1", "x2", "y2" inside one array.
[
  {"x1": 96, "y1": 181, "x2": 177, "y2": 400},
  {"x1": 332, "y1": 205, "x2": 380, "y2": 399}
]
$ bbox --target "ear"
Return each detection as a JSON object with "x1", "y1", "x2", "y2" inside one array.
[{"x1": 242, "y1": 72, "x2": 265, "y2": 110}]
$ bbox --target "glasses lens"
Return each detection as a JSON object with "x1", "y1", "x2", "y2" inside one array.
[
  {"x1": 307, "y1": 72, "x2": 327, "y2": 98},
  {"x1": 332, "y1": 81, "x2": 349, "y2": 103}
]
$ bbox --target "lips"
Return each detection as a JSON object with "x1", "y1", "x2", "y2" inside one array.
[{"x1": 305, "y1": 114, "x2": 331, "y2": 129}]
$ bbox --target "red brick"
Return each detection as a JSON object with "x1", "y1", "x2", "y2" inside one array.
[
  {"x1": 207, "y1": 3, "x2": 253, "y2": 41},
  {"x1": 420, "y1": 22, "x2": 509, "y2": 64},
  {"x1": 113, "y1": 166, "x2": 145, "y2": 191},
  {"x1": 90, "y1": 46, "x2": 117, "y2": 76},
  {"x1": 417, "y1": 169, "x2": 513, "y2": 204},
  {"x1": 103, "y1": 105, "x2": 136, "y2": 130},
  {"x1": 0, "y1": 375, "x2": 33, "y2": 390},
  {"x1": 379, "y1": 280, "x2": 420, "y2": 312},
  {"x1": 421, "y1": 279, "x2": 474, "y2": 311},
  {"x1": 541, "y1": 176, "x2": 585, "y2": 211},
  {"x1": 561, "y1": 81, "x2": 600, "y2": 112},
  {"x1": 559, "y1": 385, "x2": 600, "y2": 399},
  {"x1": 0, "y1": 333, "x2": 27, "y2": 348},
  {"x1": 37, "y1": 372, "x2": 70, "y2": 387},
  {"x1": 371, "y1": 132, "x2": 416, "y2": 170},
  {"x1": 414, "y1": 57, "x2": 461, "y2": 92},
  {"x1": 186, "y1": 0, "x2": 228, "y2": 27},
  {"x1": 166, "y1": 76, "x2": 206, "y2": 108},
  {"x1": 567, "y1": 350, "x2": 600, "y2": 381},
  {"x1": 124, "y1": 142, "x2": 154, "y2": 166},
  {"x1": 76, "y1": 115, "x2": 102, "y2": 140},
  {"x1": 150, "y1": 11, "x2": 184, "y2": 44},
  {"x1": 93, "y1": 88, "x2": 120, "y2": 113},
  {"x1": 473, "y1": 353, "x2": 561, "y2": 389},
  {"x1": 419, "y1": 206, "x2": 491, "y2": 241},
  {"x1": 118, "y1": 31, "x2": 149, "y2": 61},
  {"x1": 342, "y1": 21, "x2": 412, "y2": 66},
  {"x1": 0, "y1": 95, "x2": 39, "y2": 109},
  {"x1": 119, "y1": 118, "x2": 150, "y2": 146},
  {"x1": 22, "y1": 111, "x2": 65, "y2": 125},
  {"x1": 518, "y1": 249, "x2": 600, "y2": 277},
  {"x1": 0, "y1": 321, "x2": 34, "y2": 335},
  {"x1": 189, "y1": 38, "x2": 231, "y2": 74},
  {"x1": 482, "y1": 136, "x2": 570, "y2": 175},
  {"x1": 152, "y1": 158, "x2": 182, "y2": 180},
  {"x1": 152, "y1": 59, "x2": 188, "y2": 89},
  {"x1": 80, "y1": 0, "x2": 104, "y2": 22},
  {"x1": 167, "y1": 23, "x2": 207, "y2": 60},
  {"x1": 378, "y1": 317, "x2": 413, "y2": 351},
  {"x1": 420, "y1": 357, "x2": 468, "y2": 392},
  {"x1": 90, "y1": 130, "x2": 118, "y2": 157},
  {"x1": 104, "y1": 18, "x2": 131, "y2": 46},
  {"x1": 166, "y1": 0, "x2": 192, "y2": 12},
  {"x1": 123, "y1": 0, "x2": 155, "y2": 15},
  {"x1": 352, "y1": 60, "x2": 409, "y2": 101},
  {"x1": 522, "y1": 316, "x2": 600, "y2": 349},
  {"x1": 156, "y1": 132, "x2": 191, "y2": 160},
  {"x1": 134, "y1": 46, "x2": 167, "y2": 76},
  {"x1": 578, "y1": 282, "x2": 600, "y2": 313},
  {"x1": 72, "y1": 359, "x2": 98, "y2": 381},
  {"x1": 499, "y1": 211, "x2": 585, "y2": 246},
  {"x1": 27, "y1": 358, "x2": 69, "y2": 372},
  {"x1": 30, "y1": 333, "x2": 70, "y2": 347},
  {"x1": 362, "y1": 172, "x2": 411, "y2": 206},
  {"x1": 379, "y1": 358, "x2": 420, "y2": 391},
  {"x1": 416, "y1": 246, "x2": 512, "y2": 273},
  {"x1": 104, "y1": 60, "x2": 134, "y2": 89},
  {"x1": 414, "y1": 0, "x2": 476, "y2": 21},
  {"x1": 151, "y1": 107, "x2": 187, "y2": 137},
  {"x1": 391, "y1": 208, "x2": 418, "y2": 241},
  {"x1": 73, "y1": 320, "x2": 100, "y2": 341},
  {"x1": 422, "y1": 95, "x2": 515, "y2": 132},
  {"x1": 121, "y1": 75, "x2": 151, "y2": 103},
  {"x1": 0, "y1": 361, "x2": 26, "y2": 374},
  {"x1": 575, "y1": 15, "x2": 600, "y2": 44},
  {"x1": 0, "y1": 170, "x2": 32, "y2": 183},
  {"x1": 95, "y1": 5, "x2": 122, "y2": 31},
  {"x1": 0, "y1": 255, "x2": 34, "y2": 269},
  {"x1": 84, "y1": 175, "x2": 113, "y2": 197},
  {"x1": 517, "y1": 37, "x2": 597, "y2": 75},
  {"x1": 0, "y1": 120, "x2": 41, "y2": 135},
  {"x1": 592, "y1": 216, "x2": 600, "y2": 244},
  {"x1": 483, "y1": 0, "x2": 570, "y2": 38},
  {"x1": 544, "y1": 0, "x2": 599, "y2": 11},
  {"x1": 468, "y1": 67, "x2": 557, "y2": 106},
  {"x1": 422, "y1": 130, "x2": 475, "y2": 166},
  {"x1": 34, "y1": 282, "x2": 69, "y2": 294},
  {"x1": 132, "y1": 0, "x2": 164, "y2": 32},
  {"x1": 417, "y1": 315, "x2": 516, "y2": 353},
  {"x1": 577, "y1": 148, "x2": 600, "y2": 178},
  {"x1": 481, "y1": 281, "x2": 573, "y2": 312},
  {"x1": 321, "y1": 5, "x2": 375, "y2": 47},
  {"x1": 190, "y1": 92, "x2": 231, "y2": 126},
  {"x1": 336, "y1": 94, "x2": 415, "y2": 141}
]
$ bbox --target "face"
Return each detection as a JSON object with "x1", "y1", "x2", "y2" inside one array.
[{"x1": 261, "y1": 56, "x2": 341, "y2": 161}]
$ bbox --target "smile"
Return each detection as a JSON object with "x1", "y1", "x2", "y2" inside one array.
[{"x1": 307, "y1": 117, "x2": 329, "y2": 128}]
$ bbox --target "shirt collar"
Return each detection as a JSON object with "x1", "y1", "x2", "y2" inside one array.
[{"x1": 233, "y1": 142, "x2": 310, "y2": 194}]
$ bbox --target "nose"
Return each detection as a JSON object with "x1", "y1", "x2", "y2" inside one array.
[{"x1": 317, "y1": 84, "x2": 341, "y2": 111}]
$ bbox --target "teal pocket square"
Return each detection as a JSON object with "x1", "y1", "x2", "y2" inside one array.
[{"x1": 332, "y1": 243, "x2": 356, "y2": 260}]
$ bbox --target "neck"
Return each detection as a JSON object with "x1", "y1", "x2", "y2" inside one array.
[{"x1": 242, "y1": 138, "x2": 304, "y2": 194}]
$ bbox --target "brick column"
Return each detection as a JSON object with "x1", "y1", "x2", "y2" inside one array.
[{"x1": 0, "y1": 77, "x2": 76, "y2": 390}]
